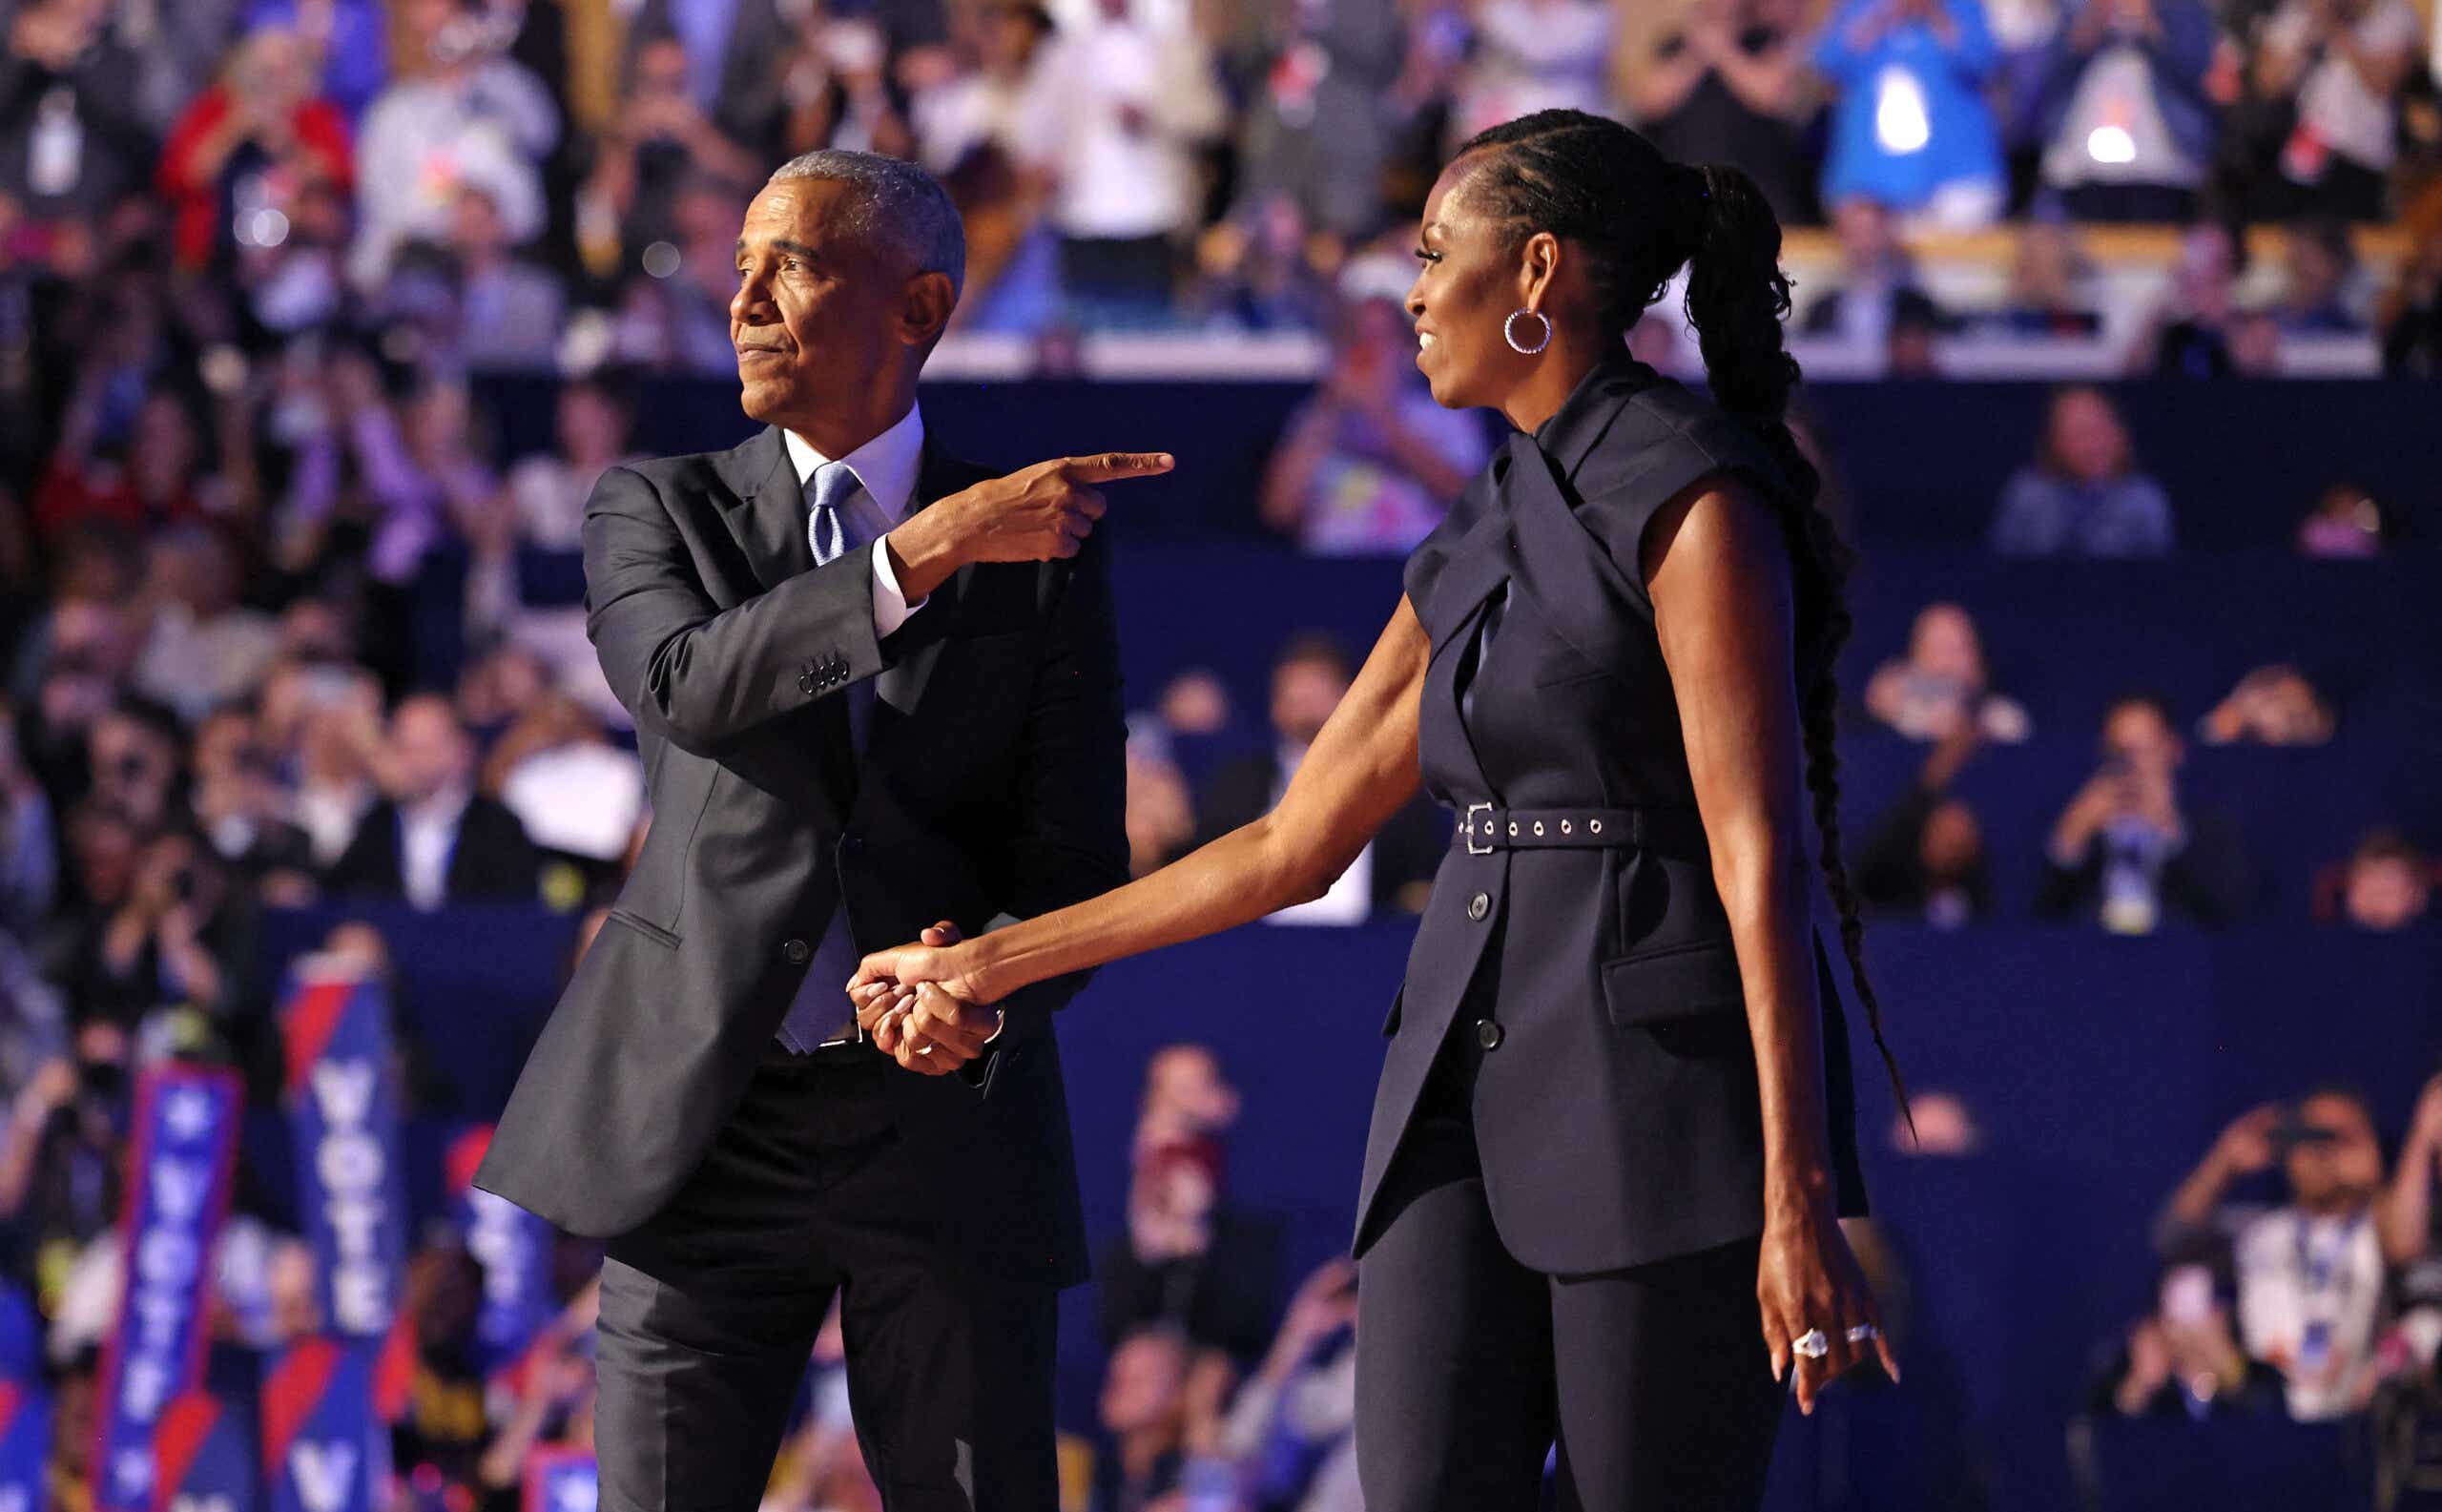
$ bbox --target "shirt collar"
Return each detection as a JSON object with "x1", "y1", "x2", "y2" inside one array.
[{"x1": 782, "y1": 404, "x2": 928, "y2": 523}]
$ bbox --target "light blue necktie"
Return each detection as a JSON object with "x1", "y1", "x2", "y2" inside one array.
[{"x1": 776, "y1": 460, "x2": 879, "y2": 1052}]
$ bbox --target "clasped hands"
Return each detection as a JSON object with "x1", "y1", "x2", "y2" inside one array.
[{"x1": 846, "y1": 922, "x2": 1001, "y2": 1076}]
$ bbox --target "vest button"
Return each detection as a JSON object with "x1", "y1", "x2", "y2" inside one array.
[
  {"x1": 782, "y1": 939, "x2": 810, "y2": 964},
  {"x1": 1467, "y1": 891, "x2": 1490, "y2": 922},
  {"x1": 1475, "y1": 1019, "x2": 1503, "y2": 1050}
]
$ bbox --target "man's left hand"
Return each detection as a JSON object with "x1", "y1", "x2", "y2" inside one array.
[{"x1": 851, "y1": 921, "x2": 1002, "y2": 1074}]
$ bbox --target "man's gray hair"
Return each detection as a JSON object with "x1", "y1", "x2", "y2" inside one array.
[{"x1": 767, "y1": 150, "x2": 966, "y2": 300}]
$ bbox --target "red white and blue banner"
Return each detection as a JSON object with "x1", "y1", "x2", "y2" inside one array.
[
  {"x1": 522, "y1": 1445, "x2": 597, "y2": 1512},
  {"x1": 279, "y1": 969, "x2": 410, "y2": 1341},
  {"x1": 90, "y1": 1065, "x2": 243, "y2": 1512},
  {"x1": 447, "y1": 1126, "x2": 556, "y2": 1375},
  {"x1": 0, "y1": 1380, "x2": 49, "y2": 1512},
  {"x1": 261, "y1": 1337, "x2": 391, "y2": 1512},
  {"x1": 149, "y1": 1390, "x2": 258, "y2": 1512}
]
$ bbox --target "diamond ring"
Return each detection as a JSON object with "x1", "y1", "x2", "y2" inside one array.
[
  {"x1": 1792, "y1": 1328, "x2": 1830, "y2": 1360},
  {"x1": 1847, "y1": 1324, "x2": 1879, "y2": 1344}
]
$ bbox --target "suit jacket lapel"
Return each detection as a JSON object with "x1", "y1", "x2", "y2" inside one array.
[{"x1": 714, "y1": 426, "x2": 814, "y2": 593}]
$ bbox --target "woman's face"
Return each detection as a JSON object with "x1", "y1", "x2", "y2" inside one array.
[{"x1": 1405, "y1": 155, "x2": 1534, "y2": 412}]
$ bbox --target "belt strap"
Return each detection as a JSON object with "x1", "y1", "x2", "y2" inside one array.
[{"x1": 1453, "y1": 803, "x2": 1707, "y2": 857}]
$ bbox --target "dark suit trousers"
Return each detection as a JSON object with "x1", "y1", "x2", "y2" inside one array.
[
  {"x1": 596, "y1": 1046, "x2": 1058, "y2": 1512},
  {"x1": 1354, "y1": 1015, "x2": 1786, "y2": 1512}
]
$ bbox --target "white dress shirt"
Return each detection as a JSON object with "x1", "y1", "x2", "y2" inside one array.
[
  {"x1": 399, "y1": 787, "x2": 472, "y2": 913},
  {"x1": 776, "y1": 404, "x2": 931, "y2": 1047}
]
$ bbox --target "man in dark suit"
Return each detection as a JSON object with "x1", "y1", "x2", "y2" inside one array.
[
  {"x1": 1193, "y1": 633, "x2": 1445, "y2": 919},
  {"x1": 324, "y1": 694, "x2": 540, "y2": 906},
  {"x1": 473, "y1": 149, "x2": 1152, "y2": 1511}
]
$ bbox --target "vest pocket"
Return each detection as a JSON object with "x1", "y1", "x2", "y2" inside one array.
[{"x1": 1600, "y1": 937, "x2": 1746, "y2": 1027}]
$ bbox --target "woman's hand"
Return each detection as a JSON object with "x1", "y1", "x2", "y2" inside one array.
[
  {"x1": 1758, "y1": 1201, "x2": 1898, "y2": 1414},
  {"x1": 848, "y1": 922, "x2": 1004, "y2": 1074}
]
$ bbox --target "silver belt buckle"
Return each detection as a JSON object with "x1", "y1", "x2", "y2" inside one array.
[{"x1": 1465, "y1": 802, "x2": 1495, "y2": 856}]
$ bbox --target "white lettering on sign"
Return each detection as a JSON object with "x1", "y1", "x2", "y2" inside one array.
[
  {"x1": 304, "y1": 1059, "x2": 393, "y2": 1334},
  {"x1": 289, "y1": 1441, "x2": 359, "y2": 1512},
  {"x1": 172, "y1": 1496, "x2": 238, "y2": 1512}
]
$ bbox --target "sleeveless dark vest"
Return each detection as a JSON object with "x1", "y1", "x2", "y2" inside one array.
[{"x1": 1354, "y1": 354, "x2": 1869, "y2": 1273}]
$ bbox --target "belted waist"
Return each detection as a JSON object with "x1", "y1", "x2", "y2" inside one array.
[{"x1": 1451, "y1": 803, "x2": 1707, "y2": 857}]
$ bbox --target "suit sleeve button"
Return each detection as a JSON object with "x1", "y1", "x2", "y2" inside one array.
[
  {"x1": 797, "y1": 672, "x2": 817, "y2": 694},
  {"x1": 782, "y1": 939, "x2": 810, "y2": 964},
  {"x1": 1467, "y1": 891, "x2": 1490, "y2": 922}
]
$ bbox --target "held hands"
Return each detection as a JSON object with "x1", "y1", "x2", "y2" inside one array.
[
  {"x1": 1758, "y1": 1198, "x2": 1899, "y2": 1415},
  {"x1": 884, "y1": 452, "x2": 1173, "y2": 601},
  {"x1": 847, "y1": 922, "x2": 1003, "y2": 1076}
]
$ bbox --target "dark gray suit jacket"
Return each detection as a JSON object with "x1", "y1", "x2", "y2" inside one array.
[{"x1": 474, "y1": 425, "x2": 1128, "y2": 1289}]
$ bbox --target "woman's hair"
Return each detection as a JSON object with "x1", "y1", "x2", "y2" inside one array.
[{"x1": 1453, "y1": 109, "x2": 1903, "y2": 1107}]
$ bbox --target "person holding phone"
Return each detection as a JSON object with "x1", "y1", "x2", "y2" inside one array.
[{"x1": 2036, "y1": 690, "x2": 2251, "y2": 931}]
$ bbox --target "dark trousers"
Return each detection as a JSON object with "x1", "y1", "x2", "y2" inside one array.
[
  {"x1": 1355, "y1": 1017, "x2": 1786, "y2": 1512},
  {"x1": 596, "y1": 1046, "x2": 1058, "y2": 1512}
]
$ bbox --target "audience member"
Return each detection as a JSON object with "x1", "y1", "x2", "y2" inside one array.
[
  {"x1": 1024, "y1": 0, "x2": 1227, "y2": 326},
  {"x1": 1123, "y1": 719, "x2": 1197, "y2": 878},
  {"x1": 1133, "y1": 1042, "x2": 1244, "y2": 1158},
  {"x1": 131, "y1": 528, "x2": 278, "y2": 723},
  {"x1": 447, "y1": 184, "x2": 566, "y2": 371},
  {"x1": 350, "y1": 0, "x2": 558, "y2": 290},
  {"x1": 1260, "y1": 298, "x2": 1489, "y2": 555},
  {"x1": 326, "y1": 694, "x2": 539, "y2": 908},
  {"x1": 1865, "y1": 601, "x2": 2035, "y2": 743},
  {"x1": 155, "y1": 25, "x2": 354, "y2": 273},
  {"x1": 1194, "y1": 634, "x2": 1443, "y2": 922},
  {"x1": 1451, "y1": 0, "x2": 1620, "y2": 141},
  {"x1": 2035, "y1": 0, "x2": 2218, "y2": 221},
  {"x1": 1980, "y1": 214, "x2": 2106, "y2": 334},
  {"x1": 2036, "y1": 691, "x2": 2250, "y2": 929},
  {"x1": 2294, "y1": 479, "x2": 2389, "y2": 555},
  {"x1": 2197, "y1": 663, "x2": 2335, "y2": 746},
  {"x1": 1801, "y1": 198, "x2": 1948, "y2": 353},
  {"x1": 2133, "y1": 220, "x2": 2245, "y2": 377},
  {"x1": 1853, "y1": 716, "x2": 1995, "y2": 926},
  {"x1": 2088, "y1": 1262, "x2": 2291, "y2": 1419},
  {"x1": 2318, "y1": 826, "x2": 2432, "y2": 930},
  {"x1": 1990, "y1": 385, "x2": 2175, "y2": 554},
  {"x1": 1814, "y1": 0, "x2": 2008, "y2": 228},
  {"x1": 2162, "y1": 1089, "x2": 2393, "y2": 1419},
  {"x1": 1212, "y1": 1257, "x2": 1363, "y2": 1512},
  {"x1": 2379, "y1": 221, "x2": 2442, "y2": 376},
  {"x1": 1095, "y1": 1325, "x2": 1193, "y2": 1512},
  {"x1": 2250, "y1": 0, "x2": 2421, "y2": 220},
  {"x1": 1635, "y1": 0, "x2": 1817, "y2": 226},
  {"x1": 0, "y1": 0, "x2": 154, "y2": 221},
  {"x1": 2275, "y1": 217, "x2": 2365, "y2": 330}
]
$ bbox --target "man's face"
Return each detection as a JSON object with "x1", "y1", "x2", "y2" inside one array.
[
  {"x1": 2101, "y1": 702, "x2": 2180, "y2": 782},
  {"x1": 1271, "y1": 659, "x2": 1349, "y2": 748},
  {"x1": 730, "y1": 179, "x2": 944, "y2": 432},
  {"x1": 2287, "y1": 1093, "x2": 2381, "y2": 1212},
  {"x1": 389, "y1": 700, "x2": 470, "y2": 804}
]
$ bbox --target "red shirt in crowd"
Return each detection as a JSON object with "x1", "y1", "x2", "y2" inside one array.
[{"x1": 157, "y1": 88, "x2": 354, "y2": 269}]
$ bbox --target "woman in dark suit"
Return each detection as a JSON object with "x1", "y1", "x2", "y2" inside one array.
[{"x1": 854, "y1": 109, "x2": 1903, "y2": 1509}]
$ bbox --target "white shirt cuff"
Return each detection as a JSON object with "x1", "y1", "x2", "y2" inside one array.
[{"x1": 870, "y1": 536, "x2": 929, "y2": 637}]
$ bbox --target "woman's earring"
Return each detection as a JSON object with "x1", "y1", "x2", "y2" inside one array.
[{"x1": 1504, "y1": 308, "x2": 1552, "y2": 356}]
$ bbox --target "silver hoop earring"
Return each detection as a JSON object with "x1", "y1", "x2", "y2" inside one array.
[{"x1": 1504, "y1": 308, "x2": 1552, "y2": 355}]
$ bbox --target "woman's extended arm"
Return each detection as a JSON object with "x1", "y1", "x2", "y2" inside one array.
[
  {"x1": 854, "y1": 597, "x2": 1431, "y2": 1010},
  {"x1": 1643, "y1": 475, "x2": 1895, "y2": 1409}
]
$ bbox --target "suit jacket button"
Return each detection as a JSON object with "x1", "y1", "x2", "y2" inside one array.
[
  {"x1": 782, "y1": 939, "x2": 810, "y2": 964},
  {"x1": 1467, "y1": 891, "x2": 1490, "y2": 922},
  {"x1": 843, "y1": 834, "x2": 865, "y2": 856},
  {"x1": 1475, "y1": 1019, "x2": 1503, "y2": 1050}
]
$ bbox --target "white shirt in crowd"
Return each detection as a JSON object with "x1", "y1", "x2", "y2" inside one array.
[
  {"x1": 2233, "y1": 1204, "x2": 2387, "y2": 1420},
  {"x1": 2265, "y1": 0, "x2": 2420, "y2": 172},
  {"x1": 1021, "y1": 12, "x2": 1226, "y2": 240},
  {"x1": 399, "y1": 785, "x2": 473, "y2": 912},
  {"x1": 351, "y1": 58, "x2": 561, "y2": 288}
]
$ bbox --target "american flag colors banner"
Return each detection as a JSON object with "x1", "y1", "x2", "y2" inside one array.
[
  {"x1": 0, "y1": 1379, "x2": 49, "y2": 1512},
  {"x1": 522, "y1": 1445, "x2": 596, "y2": 1512},
  {"x1": 446, "y1": 1125, "x2": 555, "y2": 1375},
  {"x1": 279, "y1": 969, "x2": 410, "y2": 1342},
  {"x1": 261, "y1": 1337, "x2": 390, "y2": 1512},
  {"x1": 148, "y1": 1389, "x2": 257, "y2": 1512},
  {"x1": 90, "y1": 1065, "x2": 243, "y2": 1512}
]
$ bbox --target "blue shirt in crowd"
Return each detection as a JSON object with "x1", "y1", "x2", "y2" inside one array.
[
  {"x1": 1814, "y1": 0, "x2": 2005, "y2": 212},
  {"x1": 1990, "y1": 467, "x2": 2177, "y2": 555}
]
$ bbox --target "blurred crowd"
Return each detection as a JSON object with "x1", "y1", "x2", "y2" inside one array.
[{"x1": 0, "y1": 0, "x2": 2432, "y2": 1505}]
